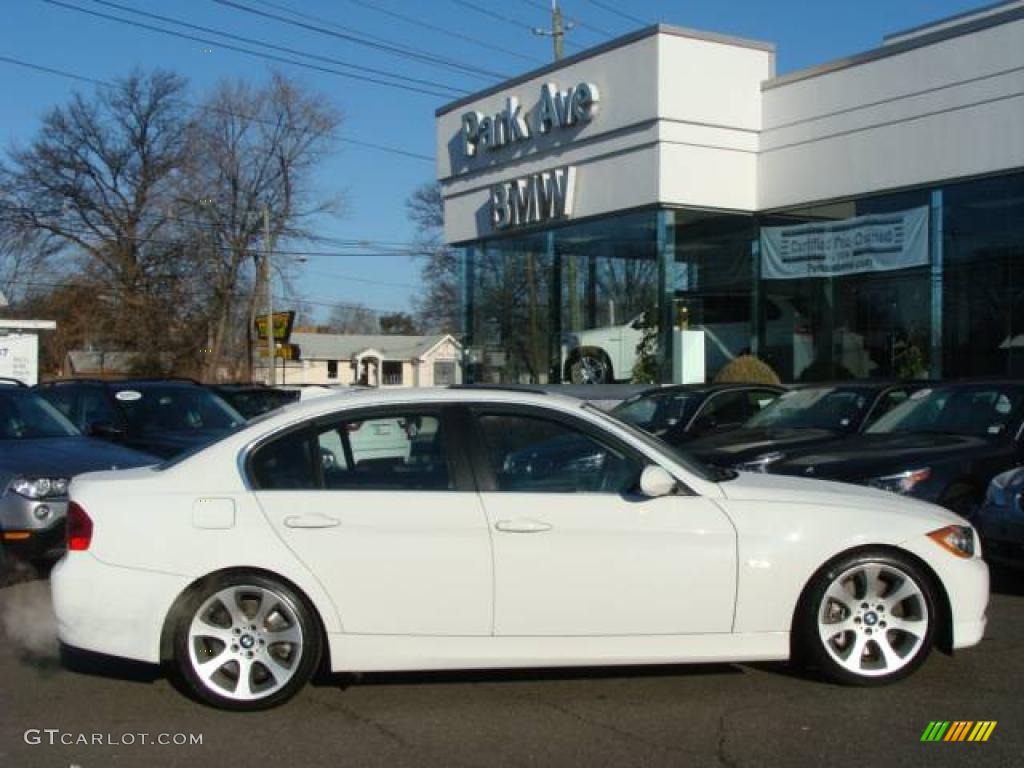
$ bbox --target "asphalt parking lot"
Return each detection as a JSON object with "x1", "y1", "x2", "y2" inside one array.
[{"x1": 1, "y1": 572, "x2": 1022, "y2": 768}]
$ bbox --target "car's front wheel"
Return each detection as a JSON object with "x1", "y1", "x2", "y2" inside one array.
[
  {"x1": 171, "y1": 573, "x2": 322, "y2": 710},
  {"x1": 796, "y1": 551, "x2": 937, "y2": 685}
]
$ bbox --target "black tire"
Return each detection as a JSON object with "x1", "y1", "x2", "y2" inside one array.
[
  {"x1": 171, "y1": 572, "x2": 322, "y2": 711},
  {"x1": 940, "y1": 483, "x2": 981, "y2": 521},
  {"x1": 795, "y1": 549, "x2": 938, "y2": 686},
  {"x1": 566, "y1": 348, "x2": 613, "y2": 384}
]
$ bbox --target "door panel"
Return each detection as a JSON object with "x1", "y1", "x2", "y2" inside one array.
[
  {"x1": 469, "y1": 407, "x2": 737, "y2": 637},
  {"x1": 480, "y1": 493, "x2": 736, "y2": 636},
  {"x1": 251, "y1": 407, "x2": 492, "y2": 636},
  {"x1": 257, "y1": 490, "x2": 493, "y2": 635}
]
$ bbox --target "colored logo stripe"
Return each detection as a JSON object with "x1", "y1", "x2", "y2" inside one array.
[{"x1": 920, "y1": 721, "x2": 997, "y2": 742}]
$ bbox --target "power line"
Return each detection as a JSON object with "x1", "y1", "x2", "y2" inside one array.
[
  {"x1": 41, "y1": 0, "x2": 460, "y2": 99},
  {"x1": 583, "y1": 0, "x2": 652, "y2": 28},
  {"x1": 341, "y1": 0, "x2": 544, "y2": 66},
  {"x1": 5, "y1": 276, "x2": 409, "y2": 314},
  {"x1": 85, "y1": 0, "x2": 468, "y2": 94},
  {"x1": 450, "y1": 0, "x2": 537, "y2": 34},
  {"x1": 227, "y1": 0, "x2": 510, "y2": 81},
  {"x1": 0, "y1": 54, "x2": 434, "y2": 162},
  {"x1": 0, "y1": 209, "x2": 433, "y2": 259}
]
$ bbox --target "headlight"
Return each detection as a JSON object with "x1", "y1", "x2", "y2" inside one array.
[
  {"x1": 734, "y1": 452, "x2": 785, "y2": 473},
  {"x1": 9, "y1": 476, "x2": 71, "y2": 499},
  {"x1": 927, "y1": 525, "x2": 976, "y2": 558},
  {"x1": 866, "y1": 468, "x2": 931, "y2": 495},
  {"x1": 985, "y1": 468, "x2": 1022, "y2": 506}
]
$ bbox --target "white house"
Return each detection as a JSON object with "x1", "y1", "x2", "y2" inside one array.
[{"x1": 266, "y1": 333, "x2": 463, "y2": 387}]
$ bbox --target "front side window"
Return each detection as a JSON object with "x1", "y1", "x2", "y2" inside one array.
[{"x1": 475, "y1": 412, "x2": 641, "y2": 494}]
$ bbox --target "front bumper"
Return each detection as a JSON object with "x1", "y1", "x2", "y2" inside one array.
[
  {"x1": 900, "y1": 535, "x2": 989, "y2": 650},
  {"x1": 0, "y1": 493, "x2": 68, "y2": 563},
  {"x1": 51, "y1": 553, "x2": 191, "y2": 664}
]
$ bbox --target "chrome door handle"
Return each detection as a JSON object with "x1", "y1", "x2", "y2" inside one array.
[
  {"x1": 494, "y1": 519, "x2": 553, "y2": 534},
  {"x1": 284, "y1": 514, "x2": 340, "y2": 529}
]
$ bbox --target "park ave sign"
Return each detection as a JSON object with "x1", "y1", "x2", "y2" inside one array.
[
  {"x1": 460, "y1": 81, "x2": 599, "y2": 231},
  {"x1": 460, "y1": 81, "x2": 600, "y2": 158}
]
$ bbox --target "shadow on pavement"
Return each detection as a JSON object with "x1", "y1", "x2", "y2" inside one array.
[
  {"x1": 314, "y1": 661, "x2": 746, "y2": 690},
  {"x1": 59, "y1": 643, "x2": 163, "y2": 684}
]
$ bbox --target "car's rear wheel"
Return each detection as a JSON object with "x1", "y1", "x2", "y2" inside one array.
[
  {"x1": 797, "y1": 551, "x2": 937, "y2": 685},
  {"x1": 567, "y1": 349, "x2": 613, "y2": 384},
  {"x1": 172, "y1": 573, "x2": 321, "y2": 710}
]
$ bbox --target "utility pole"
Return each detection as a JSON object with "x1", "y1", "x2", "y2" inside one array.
[
  {"x1": 263, "y1": 205, "x2": 275, "y2": 386},
  {"x1": 533, "y1": 0, "x2": 574, "y2": 62}
]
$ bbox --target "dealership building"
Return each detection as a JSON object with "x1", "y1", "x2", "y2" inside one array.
[{"x1": 435, "y1": 1, "x2": 1024, "y2": 385}]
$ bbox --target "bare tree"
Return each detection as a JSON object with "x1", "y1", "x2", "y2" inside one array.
[
  {"x1": 181, "y1": 73, "x2": 342, "y2": 380},
  {"x1": 0, "y1": 69, "x2": 202, "y2": 371},
  {"x1": 408, "y1": 182, "x2": 459, "y2": 334},
  {"x1": 327, "y1": 304, "x2": 378, "y2": 334}
]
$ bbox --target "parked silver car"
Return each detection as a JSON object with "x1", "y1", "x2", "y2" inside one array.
[{"x1": 0, "y1": 380, "x2": 156, "y2": 580}]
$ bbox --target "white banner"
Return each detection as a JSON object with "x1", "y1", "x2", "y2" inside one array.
[
  {"x1": 761, "y1": 207, "x2": 930, "y2": 280},
  {"x1": 0, "y1": 334, "x2": 39, "y2": 385}
]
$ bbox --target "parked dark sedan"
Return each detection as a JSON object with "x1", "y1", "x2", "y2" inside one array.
[
  {"x1": 684, "y1": 381, "x2": 927, "y2": 471},
  {"x1": 610, "y1": 383, "x2": 785, "y2": 446},
  {"x1": 0, "y1": 382, "x2": 155, "y2": 577},
  {"x1": 975, "y1": 467, "x2": 1024, "y2": 569},
  {"x1": 212, "y1": 384, "x2": 299, "y2": 420},
  {"x1": 35, "y1": 379, "x2": 246, "y2": 460},
  {"x1": 765, "y1": 381, "x2": 1024, "y2": 517}
]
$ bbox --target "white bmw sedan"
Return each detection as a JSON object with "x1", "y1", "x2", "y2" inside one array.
[{"x1": 51, "y1": 388, "x2": 988, "y2": 710}]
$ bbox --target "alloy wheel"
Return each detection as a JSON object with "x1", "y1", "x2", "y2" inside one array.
[
  {"x1": 816, "y1": 562, "x2": 930, "y2": 678},
  {"x1": 186, "y1": 585, "x2": 305, "y2": 702}
]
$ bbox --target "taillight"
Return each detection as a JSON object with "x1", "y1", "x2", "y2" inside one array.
[{"x1": 66, "y1": 501, "x2": 93, "y2": 551}]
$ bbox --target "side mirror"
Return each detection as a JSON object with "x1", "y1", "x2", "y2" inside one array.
[
  {"x1": 90, "y1": 421, "x2": 126, "y2": 441},
  {"x1": 639, "y1": 465, "x2": 677, "y2": 499}
]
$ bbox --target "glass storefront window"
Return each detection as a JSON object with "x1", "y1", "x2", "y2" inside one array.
[
  {"x1": 461, "y1": 211, "x2": 660, "y2": 385},
  {"x1": 943, "y1": 173, "x2": 1024, "y2": 378}
]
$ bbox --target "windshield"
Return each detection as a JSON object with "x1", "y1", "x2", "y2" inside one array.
[
  {"x1": 868, "y1": 384, "x2": 1024, "y2": 437},
  {"x1": 611, "y1": 391, "x2": 703, "y2": 435},
  {"x1": 584, "y1": 403, "x2": 731, "y2": 483},
  {"x1": 112, "y1": 386, "x2": 246, "y2": 433},
  {"x1": 0, "y1": 388, "x2": 80, "y2": 439},
  {"x1": 746, "y1": 386, "x2": 875, "y2": 432}
]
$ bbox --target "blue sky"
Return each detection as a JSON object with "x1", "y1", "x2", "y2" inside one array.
[{"x1": 0, "y1": 0, "x2": 992, "y2": 322}]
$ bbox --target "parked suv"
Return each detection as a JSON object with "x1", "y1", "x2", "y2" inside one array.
[
  {"x1": 0, "y1": 380, "x2": 155, "y2": 578},
  {"x1": 35, "y1": 379, "x2": 245, "y2": 460}
]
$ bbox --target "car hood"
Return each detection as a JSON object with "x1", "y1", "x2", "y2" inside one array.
[
  {"x1": 719, "y1": 471, "x2": 962, "y2": 526},
  {"x1": 771, "y1": 432, "x2": 1002, "y2": 481},
  {"x1": 0, "y1": 437, "x2": 158, "y2": 483},
  {"x1": 686, "y1": 427, "x2": 846, "y2": 464}
]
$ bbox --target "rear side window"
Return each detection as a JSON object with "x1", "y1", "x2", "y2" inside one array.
[
  {"x1": 250, "y1": 429, "x2": 317, "y2": 490},
  {"x1": 250, "y1": 411, "x2": 452, "y2": 491}
]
